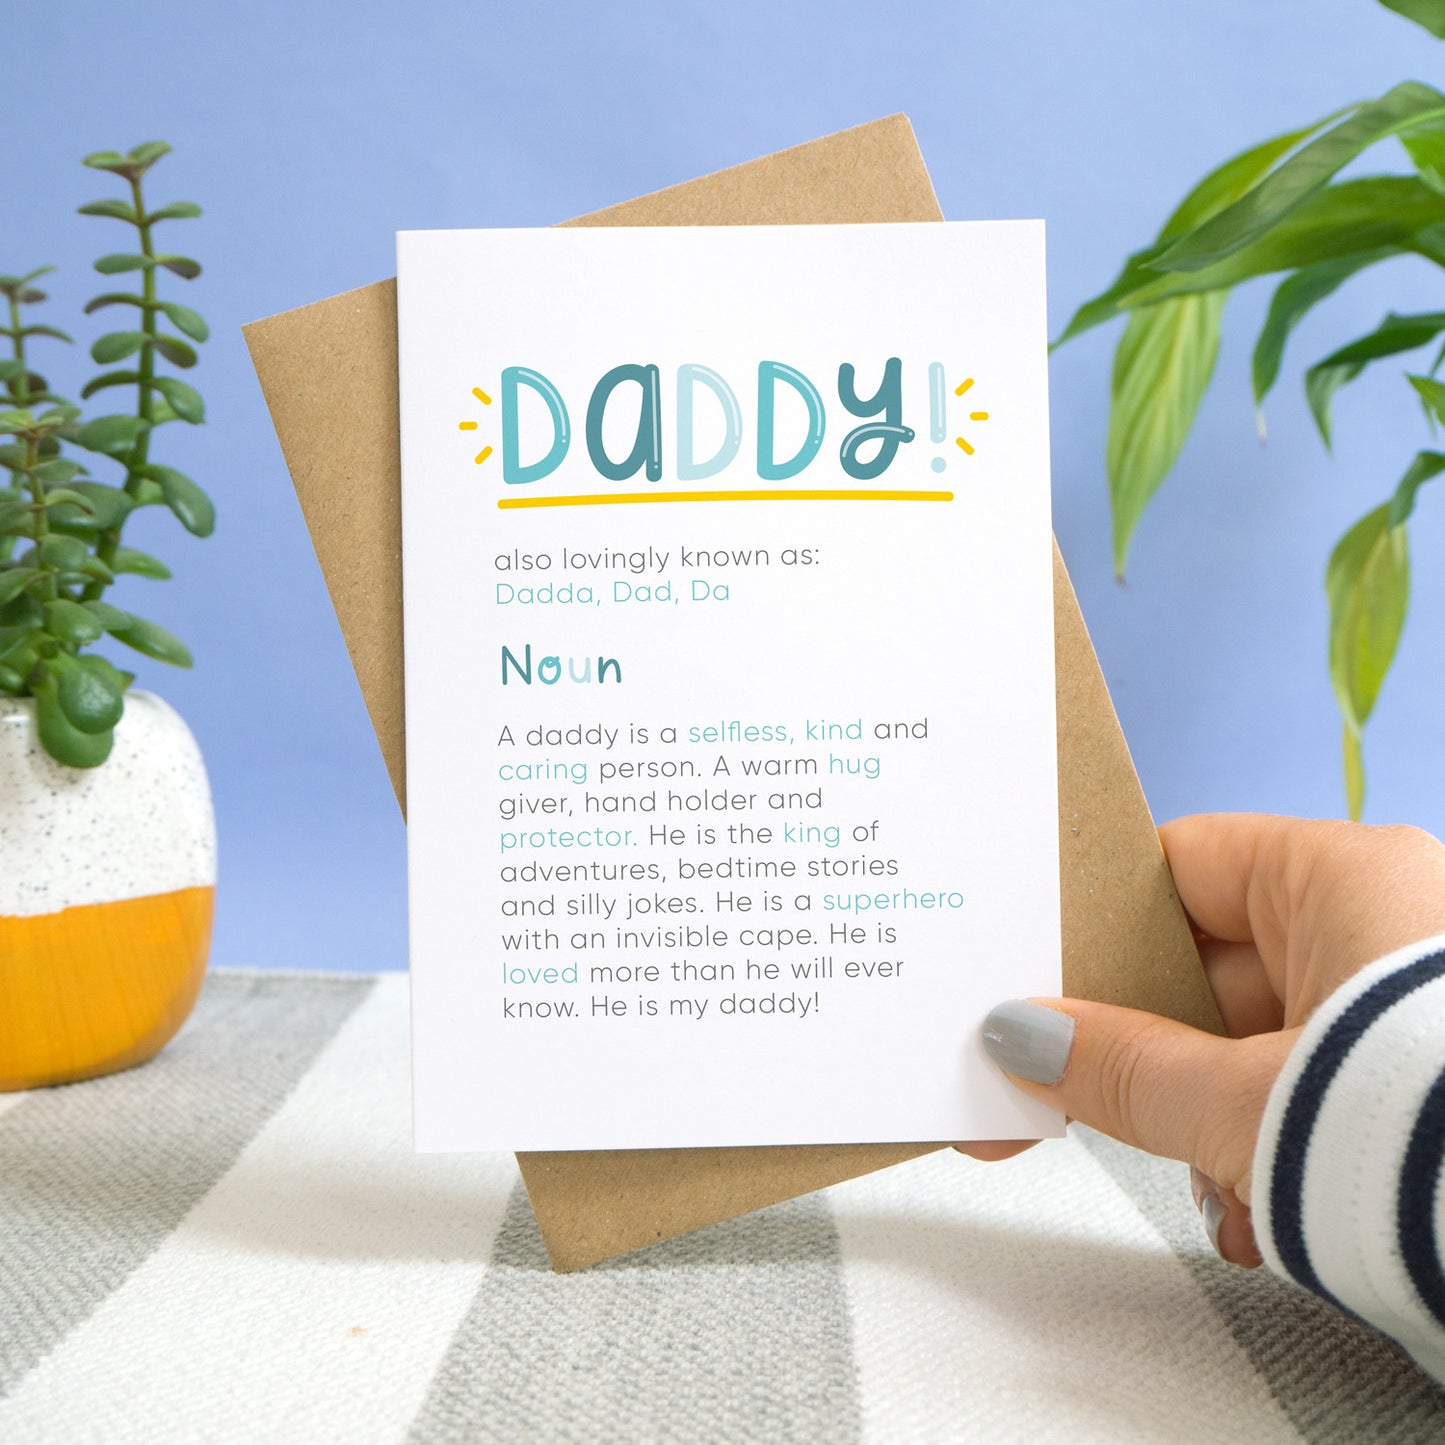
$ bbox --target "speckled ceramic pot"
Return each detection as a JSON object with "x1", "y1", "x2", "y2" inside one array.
[{"x1": 0, "y1": 691, "x2": 216, "y2": 1089}]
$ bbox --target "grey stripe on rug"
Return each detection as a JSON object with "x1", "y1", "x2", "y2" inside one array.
[
  {"x1": 1077, "y1": 1127, "x2": 1445, "y2": 1443},
  {"x1": 409, "y1": 1181, "x2": 861, "y2": 1444},
  {"x1": 0, "y1": 970, "x2": 373, "y2": 1396}
]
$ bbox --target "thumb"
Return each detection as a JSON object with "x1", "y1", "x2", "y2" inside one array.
[{"x1": 981, "y1": 998, "x2": 1288, "y2": 1196}]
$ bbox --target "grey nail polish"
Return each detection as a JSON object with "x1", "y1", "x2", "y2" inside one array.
[
  {"x1": 980, "y1": 1000, "x2": 1075, "y2": 1085},
  {"x1": 1201, "y1": 1193, "x2": 1226, "y2": 1258}
]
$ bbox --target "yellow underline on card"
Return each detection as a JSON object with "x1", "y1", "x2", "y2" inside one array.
[{"x1": 497, "y1": 488, "x2": 954, "y2": 510}]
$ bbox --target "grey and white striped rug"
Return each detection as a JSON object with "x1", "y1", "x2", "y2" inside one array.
[{"x1": 1, "y1": 970, "x2": 1440, "y2": 1443}]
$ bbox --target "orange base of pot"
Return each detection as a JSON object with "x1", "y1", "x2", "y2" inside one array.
[{"x1": 0, "y1": 885, "x2": 215, "y2": 1090}]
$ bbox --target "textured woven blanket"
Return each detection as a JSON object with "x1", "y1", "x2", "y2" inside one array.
[{"x1": 1, "y1": 970, "x2": 1442, "y2": 1443}]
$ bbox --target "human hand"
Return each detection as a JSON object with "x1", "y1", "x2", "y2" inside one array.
[{"x1": 972, "y1": 814, "x2": 1445, "y2": 1264}]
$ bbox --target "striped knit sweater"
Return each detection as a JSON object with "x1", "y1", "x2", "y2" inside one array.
[{"x1": 1253, "y1": 932, "x2": 1445, "y2": 1384}]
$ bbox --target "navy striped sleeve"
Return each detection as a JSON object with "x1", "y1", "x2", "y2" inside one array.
[{"x1": 1252, "y1": 934, "x2": 1445, "y2": 1385}]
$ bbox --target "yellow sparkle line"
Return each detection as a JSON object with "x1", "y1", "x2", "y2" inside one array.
[
  {"x1": 955, "y1": 378, "x2": 974, "y2": 396},
  {"x1": 498, "y1": 488, "x2": 953, "y2": 510},
  {"x1": 956, "y1": 437, "x2": 974, "y2": 456},
  {"x1": 458, "y1": 420, "x2": 478, "y2": 430},
  {"x1": 475, "y1": 445, "x2": 493, "y2": 465},
  {"x1": 472, "y1": 386, "x2": 493, "y2": 406},
  {"x1": 969, "y1": 411, "x2": 989, "y2": 421}
]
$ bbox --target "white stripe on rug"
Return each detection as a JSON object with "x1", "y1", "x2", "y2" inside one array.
[
  {"x1": 831, "y1": 1139, "x2": 1300, "y2": 1444},
  {"x1": 0, "y1": 973, "x2": 516, "y2": 1445}
]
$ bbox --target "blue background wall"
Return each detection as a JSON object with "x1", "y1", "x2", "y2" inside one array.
[{"x1": 11, "y1": 1, "x2": 1443, "y2": 971}]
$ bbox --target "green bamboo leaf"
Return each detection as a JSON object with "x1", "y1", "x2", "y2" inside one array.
[
  {"x1": 80, "y1": 369, "x2": 141, "y2": 400},
  {"x1": 1155, "y1": 83, "x2": 1445, "y2": 273},
  {"x1": 31, "y1": 668, "x2": 113, "y2": 768},
  {"x1": 150, "y1": 334, "x2": 197, "y2": 369},
  {"x1": 158, "y1": 301, "x2": 208, "y2": 341},
  {"x1": 1408, "y1": 374, "x2": 1445, "y2": 426},
  {"x1": 93, "y1": 253, "x2": 152, "y2": 275},
  {"x1": 1378, "y1": 0, "x2": 1445, "y2": 38},
  {"x1": 1388, "y1": 448, "x2": 1445, "y2": 524},
  {"x1": 111, "y1": 546, "x2": 171, "y2": 579},
  {"x1": 77, "y1": 198, "x2": 139, "y2": 223},
  {"x1": 1127, "y1": 177, "x2": 1445, "y2": 305},
  {"x1": 147, "y1": 202, "x2": 202, "y2": 222},
  {"x1": 50, "y1": 651, "x2": 124, "y2": 733},
  {"x1": 138, "y1": 463, "x2": 214, "y2": 535},
  {"x1": 1252, "y1": 252, "x2": 1392, "y2": 410},
  {"x1": 155, "y1": 256, "x2": 201, "y2": 280},
  {"x1": 152, "y1": 375, "x2": 204, "y2": 422},
  {"x1": 1402, "y1": 117, "x2": 1445, "y2": 194},
  {"x1": 81, "y1": 600, "x2": 133, "y2": 630},
  {"x1": 43, "y1": 598, "x2": 103, "y2": 645},
  {"x1": 37, "y1": 534, "x2": 91, "y2": 571},
  {"x1": 74, "y1": 413, "x2": 146, "y2": 457},
  {"x1": 1054, "y1": 113, "x2": 1344, "y2": 346},
  {"x1": 0, "y1": 569, "x2": 37, "y2": 607},
  {"x1": 1107, "y1": 291, "x2": 1226, "y2": 576},
  {"x1": 90, "y1": 330, "x2": 146, "y2": 364},
  {"x1": 1304, "y1": 311, "x2": 1445, "y2": 445},
  {"x1": 107, "y1": 612, "x2": 192, "y2": 667}
]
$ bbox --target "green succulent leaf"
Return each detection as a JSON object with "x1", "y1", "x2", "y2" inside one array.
[
  {"x1": 1304, "y1": 311, "x2": 1445, "y2": 446},
  {"x1": 77, "y1": 198, "x2": 139, "y2": 223},
  {"x1": 93, "y1": 253, "x2": 151, "y2": 275},
  {"x1": 106, "y1": 612, "x2": 192, "y2": 667},
  {"x1": 37, "y1": 533, "x2": 91, "y2": 571},
  {"x1": 152, "y1": 375, "x2": 204, "y2": 422},
  {"x1": 128, "y1": 140, "x2": 172, "y2": 168},
  {"x1": 82, "y1": 600, "x2": 133, "y2": 631},
  {"x1": 1378, "y1": 0, "x2": 1445, "y2": 39},
  {"x1": 111, "y1": 546, "x2": 171, "y2": 579},
  {"x1": 16, "y1": 324, "x2": 73, "y2": 344},
  {"x1": 150, "y1": 334, "x2": 197, "y2": 369},
  {"x1": 39, "y1": 489, "x2": 97, "y2": 514},
  {"x1": 80, "y1": 369, "x2": 141, "y2": 400},
  {"x1": 0, "y1": 361, "x2": 21, "y2": 382},
  {"x1": 138, "y1": 464, "x2": 214, "y2": 535},
  {"x1": 1154, "y1": 82, "x2": 1445, "y2": 274},
  {"x1": 0, "y1": 501, "x2": 29, "y2": 533},
  {"x1": 158, "y1": 301, "x2": 208, "y2": 342},
  {"x1": 83, "y1": 291, "x2": 143, "y2": 315},
  {"x1": 31, "y1": 668, "x2": 113, "y2": 768},
  {"x1": 29, "y1": 457, "x2": 88, "y2": 484},
  {"x1": 50, "y1": 481, "x2": 134, "y2": 531},
  {"x1": 155, "y1": 256, "x2": 201, "y2": 280},
  {"x1": 50, "y1": 650, "x2": 125, "y2": 733},
  {"x1": 1252, "y1": 252, "x2": 1394, "y2": 410},
  {"x1": 1408, "y1": 373, "x2": 1445, "y2": 426},
  {"x1": 1053, "y1": 112, "x2": 1343, "y2": 346},
  {"x1": 74, "y1": 413, "x2": 146, "y2": 456},
  {"x1": 1, "y1": 589, "x2": 43, "y2": 629},
  {"x1": 146, "y1": 201, "x2": 202, "y2": 223},
  {"x1": 43, "y1": 597, "x2": 103, "y2": 645},
  {"x1": 0, "y1": 568, "x2": 38, "y2": 607},
  {"x1": 1106, "y1": 292, "x2": 1225, "y2": 577},
  {"x1": 90, "y1": 330, "x2": 146, "y2": 364}
]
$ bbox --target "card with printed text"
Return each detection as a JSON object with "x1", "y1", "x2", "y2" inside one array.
[{"x1": 397, "y1": 222, "x2": 1062, "y2": 1151}]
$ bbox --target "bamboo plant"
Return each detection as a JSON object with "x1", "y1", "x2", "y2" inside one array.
[{"x1": 1058, "y1": 0, "x2": 1445, "y2": 818}]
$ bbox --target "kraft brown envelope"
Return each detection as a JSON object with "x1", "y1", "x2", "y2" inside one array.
[{"x1": 244, "y1": 114, "x2": 1222, "y2": 1272}]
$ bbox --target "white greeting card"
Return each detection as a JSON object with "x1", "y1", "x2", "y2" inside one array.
[{"x1": 397, "y1": 222, "x2": 1061, "y2": 1152}]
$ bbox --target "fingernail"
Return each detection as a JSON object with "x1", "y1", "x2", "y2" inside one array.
[
  {"x1": 980, "y1": 1000, "x2": 1076, "y2": 1085},
  {"x1": 1201, "y1": 1193, "x2": 1226, "y2": 1258}
]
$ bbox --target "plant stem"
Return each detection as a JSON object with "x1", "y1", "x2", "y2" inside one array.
[
  {"x1": 7, "y1": 293, "x2": 55, "y2": 601},
  {"x1": 84, "y1": 172, "x2": 154, "y2": 600}
]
